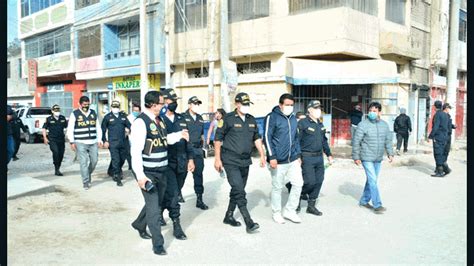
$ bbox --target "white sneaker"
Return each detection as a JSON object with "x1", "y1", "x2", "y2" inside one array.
[
  {"x1": 272, "y1": 213, "x2": 286, "y2": 224},
  {"x1": 282, "y1": 211, "x2": 302, "y2": 223}
]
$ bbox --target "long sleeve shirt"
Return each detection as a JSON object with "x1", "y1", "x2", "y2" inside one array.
[
  {"x1": 130, "y1": 109, "x2": 184, "y2": 182},
  {"x1": 66, "y1": 109, "x2": 102, "y2": 144}
]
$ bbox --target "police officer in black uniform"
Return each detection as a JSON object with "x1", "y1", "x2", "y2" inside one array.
[
  {"x1": 159, "y1": 88, "x2": 191, "y2": 240},
  {"x1": 214, "y1": 92, "x2": 266, "y2": 234},
  {"x1": 102, "y1": 100, "x2": 131, "y2": 186},
  {"x1": 129, "y1": 90, "x2": 189, "y2": 255},
  {"x1": 42, "y1": 104, "x2": 68, "y2": 176},
  {"x1": 428, "y1": 100, "x2": 450, "y2": 177},
  {"x1": 12, "y1": 110, "x2": 27, "y2": 160},
  {"x1": 441, "y1": 103, "x2": 456, "y2": 175},
  {"x1": 183, "y1": 96, "x2": 209, "y2": 210},
  {"x1": 297, "y1": 100, "x2": 334, "y2": 215}
]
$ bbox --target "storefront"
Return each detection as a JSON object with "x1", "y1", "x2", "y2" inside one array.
[{"x1": 112, "y1": 74, "x2": 161, "y2": 112}]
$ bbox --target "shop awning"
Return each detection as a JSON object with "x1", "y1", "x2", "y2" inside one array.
[{"x1": 286, "y1": 59, "x2": 399, "y2": 85}]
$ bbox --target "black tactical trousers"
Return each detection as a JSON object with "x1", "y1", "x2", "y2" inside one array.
[
  {"x1": 49, "y1": 140, "x2": 65, "y2": 168},
  {"x1": 301, "y1": 155, "x2": 325, "y2": 200}
]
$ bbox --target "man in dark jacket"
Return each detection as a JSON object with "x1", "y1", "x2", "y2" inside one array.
[
  {"x1": 7, "y1": 105, "x2": 16, "y2": 165},
  {"x1": 441, "y1": 103, "x2": 456, "y2": 175},
  {"x1": 264, "y1": 93, "x2": 304, "y2": 224},
  {"x1": 428, "y1": 100, "x2": 450, "y2": 177},
  {"x1": 393, "y1": 107, "x2": 412, "y2": 155},
  {"x1": 12, "y1": 110, "x2": 27, "y2": 160},
  {"x1": 349, "y1": 104, "x2": 363, "y2": 141}
]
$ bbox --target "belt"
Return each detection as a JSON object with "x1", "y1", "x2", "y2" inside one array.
[{"x1": 302, "y1": 151, "x2": 323, "y2": 157}]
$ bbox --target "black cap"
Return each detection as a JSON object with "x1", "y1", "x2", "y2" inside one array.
[
  {"x1": 235, "y1": 92, "x2": 253, "y2": 105},
  {"x1": 51, "y1": 104, "x2": 60, "y2": 111},
  {"x1": 442, "y1": 103, "x2": 452, "y2": 109},
  {"x1": 188, "y1": 96, "x2": 202, "y2": 104},
  {"x1": 434, "y1": 100, "x2": 443, "y2": 109},
  {"x1": 162, "y1": 89, "x2": 181, "y2": 100},
  {"x1": 307, "y1": 100, "x2": 322, "y2": 109},
  {"x1": 111, "y1": 100, "x2": 120, "y2": 108}
]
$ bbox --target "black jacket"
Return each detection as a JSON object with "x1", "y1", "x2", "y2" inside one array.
[
  {"x1": 394, "y1": 114, "x2": 412, "y2": 133},
  {"x1": 428, "y1": 110, "x2": 449, "y2": 141}
]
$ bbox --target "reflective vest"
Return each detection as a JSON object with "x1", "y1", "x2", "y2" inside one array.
[
  {"x1": 137, "y1": 113, "x2": 169, "y2": 171},
  {"x1": 73, "y1": 109, "x2": 97, "y2": 141}
]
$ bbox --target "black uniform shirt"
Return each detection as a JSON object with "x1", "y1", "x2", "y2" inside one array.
[
  {"x1": 162, "y1": 112, "x2": 194, "y2": 161},
  {"x1": 297, "y1": 117, "x2": 331, "y2": 157},
  {"x1": 182, "y1": 110, "x2": 205, "y2": 148},
  {"x1": 215, "y1": 110, "x2": 260, "y2": 166},
  {"x1": 43, "y1": 115, "x2": 68, "y2": 141},
  {"x1": 101, "y1": 111, "x2": 131, "y2": 145},
  {"x1": 428, "y1": 110, "x2": 449, "y2": 141}
]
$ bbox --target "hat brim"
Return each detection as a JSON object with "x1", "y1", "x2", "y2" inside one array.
[
  {"x1": 240, "y1": 101, "x2": 254, "y2": 105},
  {"x1": 190, "y1": 100, "x2": 202, "y2": 104}
]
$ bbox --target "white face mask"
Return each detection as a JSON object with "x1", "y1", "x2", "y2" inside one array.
[
  {"x1": 282, "y1": 106, "x2": 294, "y2": 116},
  {"x1": 112, "y1": 108, "x2": 120, "y2": 114},
  {"x1": 53, "y1": 111, "x2": 60, "y2": 117},
  {"x1": 310, "y1": 108, "x2": 322, "y2": 119},
  {"x1": 191, "y1": 104, "x2": 200, "y2": 114},
  {"x1": 240, "y1": 105, "x2": 250, "y2": 114}
]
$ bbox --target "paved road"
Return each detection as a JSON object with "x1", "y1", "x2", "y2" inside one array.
[{"x1": 7, "y1": 143, "x2": 467, "y2": 264}]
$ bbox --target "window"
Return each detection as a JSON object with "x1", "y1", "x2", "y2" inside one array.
[
  {"x1": 25, "y1": 27, "x2": 71, "y2": 59},
  {"x1": 78, "y1": 25, "x2": 101, "y2": 58},
  {"x1": 237, "y1": 61, "x2": 270, "y2": 75},
  {"x1": 174, "y1": 0, "x2": 207, "y2": 33},
  {"x1": 76, "y1": 0, "x2": 100, "y2": 10},
  {"x1": 439, "y1": 68, "x2": 446, "y2": 77},
  {"x1": 187, "y1": 67, "x2": 209, "y2": 78},
  {"x1": 459, "y1": 10, "x2": 467, "y2": 42},
  {"x1": 386, "y1": 0, "x2": 406, "y2": 25},
  {"x1": 7, "y1": 62, "x2": 11, "y2": 79},
  {"x1": 18, "y1": 58, "x2": 22, "y2": 78},
  {"x1": 118, "y1": 22, "x2": 140, "y2": 52},
  {"x1": 289, "y1": 0, "x2": 377, "y2": 16},
  {"x1": 229, "y1": 0, "x2": 269, "y2": 23},
  {"x1": 20, "y1": 0, "x2": 64, "y2": 18}
]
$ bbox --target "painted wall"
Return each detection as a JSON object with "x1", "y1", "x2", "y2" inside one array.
[{"x1": 7, "y1": 54, "x2": 31, "y2": 98}]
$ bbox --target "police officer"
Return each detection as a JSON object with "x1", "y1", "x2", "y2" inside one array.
[
  {"x1": 12, "y1": 109, "x2": 27, "y2": 161},
  {"x1": 428, "y1": 100, "x2": 450, "y2": 177},
  {"x1": 7, "y1": 105, "x2": 16, "y2": 165},
  {"x1": 102, "y1": 100, "x2": 131, "y2": 186},
  {"x1": 214, "y1": 92, "x2": 266, "y2": 234},
  {"x1": 159, "y1": 88, "x2": 191, "y2": 240},
  {"x1": 129, "y1": 90, "x2": 189, "y2": 256},
  {"x1": 441, "y1": 103, "x2": 456, "y2": 175},
  {"x1": 42, "y1": 104, "x2": 68, "y2": 176},
  {"x1": 182, "y1": 96, "x2": 209, "y2": 210},
  {"x1": 67, "y1": 96, "x2": 103, "y2": 189},
  {"x1": 297, "y1": 100, "x2": 334, "y2": 215}
]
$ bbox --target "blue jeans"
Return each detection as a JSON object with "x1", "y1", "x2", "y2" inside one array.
[
  {"x1": 7, "y1": 135, "x2": 15, "y2": 164},
  {"x1": 360, "y1": 161, "x2": 382, "y2": 208}
]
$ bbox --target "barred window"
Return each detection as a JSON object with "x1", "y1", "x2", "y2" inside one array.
[
  {"x1": 76, "y1": 0, "x2": 100, "y2": 10},
  {"x1": 229, "y1": 0, "x2": 269, "y2": 23},
  {"x1": 237, "y1": 61, "x2": 270, "y2": 75},
  {"x1": 21, "y1": 0, "x2": 64, "y2": 18},
  {"x1": 175, "y1": 0, "x2": 207, "y2": 33},
  {"x1": 78, "y1": 25, "x2": 101, "y2": 58},
  {"x1": 289, "y1": 0, "x2": 377, "y2": 16},
  {"x1": 187, "y1": 67, "x2": 209, "y2": 78},
  {"x1": 25, "y1": 27, "x2": 71, "y2": 59},
  {"x1": 459, "y1": 10, "x2": 467, "y2": 42},
  {"x1": 385, "y1": 0, "x2": 406, "y2": 25},
  {"x1": 118, "y1": 22, "x2": 140, "y2": 52}
]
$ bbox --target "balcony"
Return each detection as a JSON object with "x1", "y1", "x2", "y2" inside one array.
[
  {"x1": 105, "y1": 49, "x2": 141, "y2": 61},
  {"x1": 379, "y1": 31, "x2": 421, "y2": 61}
]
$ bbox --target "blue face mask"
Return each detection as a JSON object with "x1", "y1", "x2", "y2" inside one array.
[
  {"x1": 132, "y1": 111, "x2": 140, "y2": 117},
  {"x1": 367, "y1": 111, "x2": 378, "y2": 120}
]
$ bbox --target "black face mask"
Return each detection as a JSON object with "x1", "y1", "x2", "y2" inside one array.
[
  {"x1": 168, "y1": 102, "x2": 178, "y2": 112},
  {"x1": 82, "y1": 105, "x2": 90, "y2": 112}
]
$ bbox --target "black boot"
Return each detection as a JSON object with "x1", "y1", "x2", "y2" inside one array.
[
  {"x1": 171, "y1": 218, "x2": 187, "y2": 240},
  {"x1": 238, "y1": 206, "x2": 259, "y2": 233},
  {"x1": 223, "y1": 202, "x2": 241, "y2": 227},
  {"x1": 159, "y1": 211, "x2": 167, "y2": 226},
  {"x1": 54, "y1": 165, "x2": 63, "y2": 176},
  {"x1": 431, "y1": 166, "x2": 445, "y2": 177},
  {"x1": 306, "y1": 199, "x2": 323, "y2": 216},
  {"x1": 296, "y1": 198, "x2": 302, "y2": 213},
  {"x1": 114, "y1": 174, "x2": 123, "y2": 186},
  {"x1": 442, "y1": 163, "x2": 452, "y2": 175},
  {"x1": 196, "y1": 194, "x2": 209, "y2": 210}
]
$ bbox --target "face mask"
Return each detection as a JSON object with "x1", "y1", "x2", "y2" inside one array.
[
  {"x1": 132, "y1": 111, "x2": 140, "y2": 117},
  {"x1": 112, "y1": 108, "x2": 120, "y2": 114},
  {"x1": 191, "y1": 104, "x2": 200, "y2": 114},
  {"x1": 368, "y1": 111, "x2": 378, "y2": 120},
  {"x1": 168, "y1": 102, "x2": 178, "y2": 112},
  {"x1": 81, "y1": 105, "x2": 89, "y2": 112},
  {"x1": 310, "y1": 108, "x2": 322, "y2": 119},
  {"x1": 240, "y1": 105, "x2": 250, "y2": 114},
  {"x1": 282, "y1": 106, "x2": 294, "y2": 116},
  {"x1": 53, "y1": 111, "x2": 60, "y2": 117}
]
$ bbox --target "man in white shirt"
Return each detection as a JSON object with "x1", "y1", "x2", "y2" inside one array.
[{"x1": 67, "y1": 96, "x2": 103, "y2": 190}]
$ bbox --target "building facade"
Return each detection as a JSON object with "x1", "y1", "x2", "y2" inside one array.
[{"x1": 7, "y1": 51, "x2": 34, "y2": 107}]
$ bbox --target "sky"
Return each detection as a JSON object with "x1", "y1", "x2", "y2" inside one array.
[{"x1": 8, "y1": 0, "x2": 18, "y2": 44}]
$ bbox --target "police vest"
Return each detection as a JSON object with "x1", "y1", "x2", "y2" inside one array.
[
  {"x1": 73, "y1": 109, "x2": 97, "y2": 141},
  {"x1": 138, "y1": 113, "x2": 169, "y2": 171}
]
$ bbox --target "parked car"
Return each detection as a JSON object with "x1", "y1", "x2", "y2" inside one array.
[{"x1": 16, "y1": 107, "x2": 52, "y2": 143}]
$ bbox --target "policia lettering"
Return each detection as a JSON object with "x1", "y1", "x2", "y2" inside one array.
[{"x1": 73, "y1": 109, "x2": 98, "y2": 140}]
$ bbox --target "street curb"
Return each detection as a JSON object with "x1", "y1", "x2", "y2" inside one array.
[{"x1": 7, "y1": 175, "x2": 57, "y2": 200}]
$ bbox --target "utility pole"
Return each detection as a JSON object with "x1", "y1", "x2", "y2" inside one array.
[
  {"x1": 140, "y1": 0, "x2": 148, "y2": 110},
  {"x1": 208, "y1": 0, "x2": 217, "y2": 113},
  {"x1": 446, "y1": 0, "x2": 460, "y2": 142},
  {"x1": 220, "y1": 0, "x2": 231, "y2": 112},
  {"x1": 164, "y1": 0, "x2": 171, "y2": 90}
]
